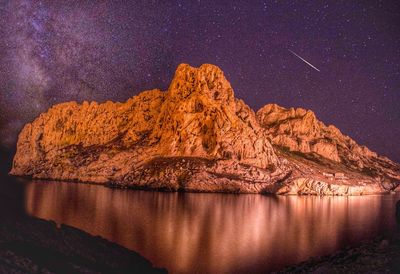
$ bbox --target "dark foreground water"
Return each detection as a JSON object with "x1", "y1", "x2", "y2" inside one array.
[{"x1": 11, "y1": 178, "x2": 400, "y2": 273}]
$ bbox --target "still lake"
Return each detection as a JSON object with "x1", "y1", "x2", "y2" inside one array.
[{"x1": 15, "y1": 178, "x2": 400, "y2": 273}]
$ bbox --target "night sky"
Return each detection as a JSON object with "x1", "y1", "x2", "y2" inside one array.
[{"x1": 0, "y1": 1, "x2": 399, "y2": 162}]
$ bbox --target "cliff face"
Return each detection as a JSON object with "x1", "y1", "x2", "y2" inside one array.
[
  {"x1": 10, "y1": 64, "x2": 400, "y2": 195},
  {"x1": 11, "y1": 64, "x2": 285, "y2": 193},
  {"x1": 257, "y1": 104, "x2": 400, "y2": 186}
]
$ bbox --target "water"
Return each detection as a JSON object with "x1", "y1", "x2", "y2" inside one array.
[{"x1": 8, "y1": 178, "x2": 400, "y2": 273}]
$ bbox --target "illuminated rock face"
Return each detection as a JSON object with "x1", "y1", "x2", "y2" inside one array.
[
  {"x1": 257, "y1": 103, "x2": 400, "y2": 190},
  {"x1": 10, "y1": 64, "x2": 400, "y2": 195},
  {"x1": 257, "y1": 104, "x2": 343, "y2": 162}
]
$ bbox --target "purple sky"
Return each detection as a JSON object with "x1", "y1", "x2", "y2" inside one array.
[{"x1": 0, "y1": 1, "x2": 399, "y2": 161}]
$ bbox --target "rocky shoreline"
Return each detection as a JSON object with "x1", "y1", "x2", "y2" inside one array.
[
  {"x1": 0, "y1": 174, "x2": 165, "y2": 274},
  {"x1": 0, "y1": 218, "x2": 166, "y2": 274},
  {"x1": 278, "y1": 231, "x2": 400, "y2": 273}
]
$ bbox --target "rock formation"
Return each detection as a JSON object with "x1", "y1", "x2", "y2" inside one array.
[
  {"x1": 10, "y1": 64, "x2": 400, "y2": 195},
  {"x1": 257, "y1": 104, "x2": 400, "y2": 191}
]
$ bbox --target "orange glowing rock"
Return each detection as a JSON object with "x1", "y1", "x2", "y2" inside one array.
[{"x1": 10, "y1": 64, "x2": 400, "y2": 195}]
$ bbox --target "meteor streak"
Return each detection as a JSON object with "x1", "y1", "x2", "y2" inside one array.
[{"x1": 288, "y1": 49, "x2": 320, "y2": 72}]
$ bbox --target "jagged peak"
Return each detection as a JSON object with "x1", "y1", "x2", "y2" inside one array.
[
  {"x1": 167, "y1": 63, "x2": 235, "y2": 104},
  {"x1": 258, "y1": 103, "x2": 314, "y2": 117},
  {"x1": 256, "y1": 102, "x2": 391, "y2": 166},
  {"x1": 257, "y1": 103, "x2": 284, "y2": 114},
  {"x1": 175, "y1": 63, "x2": 224, "y2": 74},
  {"x1": 257, "y1": 103, "x2": 318, "y2": 128}
]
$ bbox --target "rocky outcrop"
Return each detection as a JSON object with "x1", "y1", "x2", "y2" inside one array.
[
  {"x1": 10, "y1": 64, "x2": 400, "y2": 195},
  {"x1": 257, "y1": 103, "x2": 400, "y2": 187},
  {"x1": 280, "y1": 234, "x2": 400, "y2": 273}
]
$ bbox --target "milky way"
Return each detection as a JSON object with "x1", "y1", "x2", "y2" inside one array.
[{"x1": 0, "y1": 1, "x2": 399, "y2": 161}]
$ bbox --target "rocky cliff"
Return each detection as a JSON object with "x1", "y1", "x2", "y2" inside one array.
[
  {"x1": 10, "y1": 64, "x2": 400, "y2": 195},
  {"x1": 257, "y1": 104, "x2": 400, "y2": 190}
]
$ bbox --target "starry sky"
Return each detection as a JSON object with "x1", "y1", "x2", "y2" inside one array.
[{"x1": 0, "y1": 0, "x2": 399, "y2": 162}]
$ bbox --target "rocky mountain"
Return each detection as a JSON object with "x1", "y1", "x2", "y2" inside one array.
[
  {"x1": 10, "y1": 64, "x2": 400, "y2": 195},
  {"x1": 257, "y1": 104, "x2": 400, "y2": 189}
]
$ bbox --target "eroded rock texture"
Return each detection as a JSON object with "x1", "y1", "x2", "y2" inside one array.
[
  {"x1": 10, "y1": 64, "x2": 400, "y2": 195},
  {"x1": 257, "y1": 103, "x2": 400, "y2": 193}
]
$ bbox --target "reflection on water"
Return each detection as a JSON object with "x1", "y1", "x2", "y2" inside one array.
[{"x1": 24, "y1": 181, "x2": 400, "y2": 273}]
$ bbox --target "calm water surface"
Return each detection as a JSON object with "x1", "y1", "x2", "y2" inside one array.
[{"x1": 22, "y1": 180, "x2": 400, "y2": 273}]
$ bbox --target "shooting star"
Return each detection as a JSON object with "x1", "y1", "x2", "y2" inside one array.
[{"x1": 288, "y1": 49, "x2": 320, "y2": 72}]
